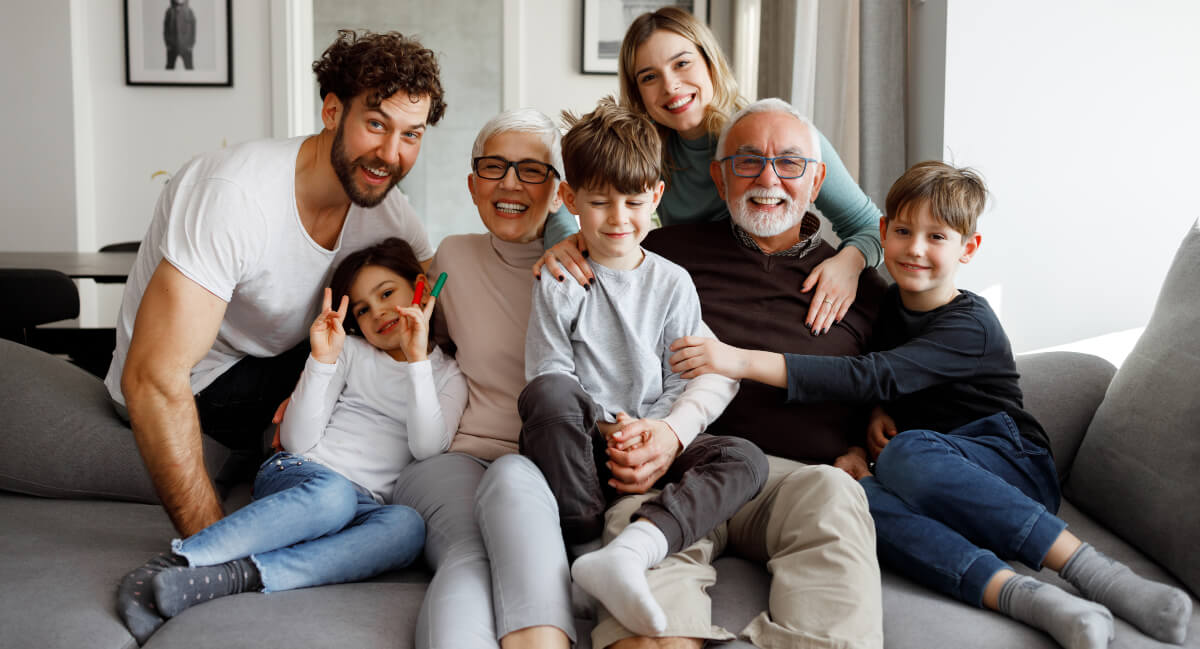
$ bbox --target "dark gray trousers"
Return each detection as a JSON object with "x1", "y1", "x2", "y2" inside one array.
[{"x1": 518, "y1": 372, "x2": 768, "y2": 552}]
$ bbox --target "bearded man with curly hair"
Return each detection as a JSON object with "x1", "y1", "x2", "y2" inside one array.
[{"x1": 108, "y1": 31, "x2": 446, "y2": 541}]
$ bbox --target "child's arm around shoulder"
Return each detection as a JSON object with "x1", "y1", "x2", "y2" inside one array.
[
  {"x1": 673, "y1": 300, "x2": 990, "y2": 403},
  {"x1": 669, "y1": 336, "x2": 787, "y2": 387},
  {"x1": 783, "y1": 304, "x2": 992, "y2": 403}
]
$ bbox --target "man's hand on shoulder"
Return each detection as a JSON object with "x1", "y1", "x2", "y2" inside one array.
[{"x1": 604, "y1": 413, "x2": 680, "y2": 494}]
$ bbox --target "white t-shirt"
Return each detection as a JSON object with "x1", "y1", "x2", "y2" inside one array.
[
  {"x1": 105, "y1": 137, "x2": 433, "y2": 404},
  {"x1": 280, "y1": 339, "x2": 467, "y2": 504}
]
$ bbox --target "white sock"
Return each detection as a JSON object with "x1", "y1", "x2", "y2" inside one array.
[{"x1": 571, "y1": 521, "x2": 669, "y2": 635}]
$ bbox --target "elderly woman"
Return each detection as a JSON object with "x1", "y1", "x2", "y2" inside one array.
[{"x1": 391, "y1": 109, "x2": 735, "y2": 649}]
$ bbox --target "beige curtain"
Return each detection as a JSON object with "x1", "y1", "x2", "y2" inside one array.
[{"x1": 755, "y1": 0, "x2": 906, "y2": 208}]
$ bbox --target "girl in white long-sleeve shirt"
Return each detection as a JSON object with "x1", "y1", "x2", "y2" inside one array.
[{"x1": 124, "y1": 238, "x2": 466, "y2": 632}]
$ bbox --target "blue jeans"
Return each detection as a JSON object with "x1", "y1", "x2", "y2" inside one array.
[
  {"x1": 172, "y1": 452, "x2": 425, "y2": 592},
  {"x1": 861, "y1": 412, "x2": 1067, "y2": 608}
]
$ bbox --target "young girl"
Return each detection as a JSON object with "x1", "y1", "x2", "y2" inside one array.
[
  {"x1": 538, "y1": 6, "x2": 880, "y2": 336},
  {"x1": 118, "y1": 238, "x2": 466, "y2": 642}
]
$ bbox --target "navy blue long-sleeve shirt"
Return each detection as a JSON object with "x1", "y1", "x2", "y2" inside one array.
[{"x1": 784, "y1": 286, "x2": 1050, "y2": 451}]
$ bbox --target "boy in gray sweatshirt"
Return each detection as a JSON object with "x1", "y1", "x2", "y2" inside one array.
[{"x1": 519, "y1": 98, "x2": 767, "y2": 636}]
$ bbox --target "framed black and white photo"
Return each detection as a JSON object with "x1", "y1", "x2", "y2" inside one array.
[
  {"x1": 580, "y1": 0, "x2": 707, "y2": 75},
  {"x1": 124, "y1": 0, "x2": 232, "y2": 86}
]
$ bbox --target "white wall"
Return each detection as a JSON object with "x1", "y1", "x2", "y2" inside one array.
[
  {"x1": 70, "y1": 1, "x2": 273, "y2": 325},
  {"x1": 509, "y1": 0, "x2": 620, "y2": 120},
  {"x1": 0, "y1": 3, "x2": 78, "y2": 252},
  {"x1": 314, "y1": 0, "x2": 504, "y2": 247},
  {"x1": 913, "y1": 0, "x2": 1200, "y2": 352},
  {"x1": 83, "y1": 1, "x2": 274, "y2": 250}
]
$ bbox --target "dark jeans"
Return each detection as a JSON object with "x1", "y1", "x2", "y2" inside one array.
[
  {"x1": 860, "y1": 412, "x2": 1067, "y2": 607},
  {"x1": 518, "y1": 373, "x2": 768, "y2": 552},
  {"x1": 194, "y1": 343, "x2": 310, "y2": 488}
]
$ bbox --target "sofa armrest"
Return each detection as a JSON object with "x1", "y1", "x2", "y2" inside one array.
[
  {"x1": 0, "y1": 338, "x2": 229, "y2": 503},
  {"x1": 1015, "y1": 351, "x2": 1115, "y2": 484}
]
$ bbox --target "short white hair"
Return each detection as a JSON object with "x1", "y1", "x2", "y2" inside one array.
[
  {"x1": 470, "y1": 108, "x2": 565, "y2": 181},
  {"x1": 715, "y1": 98, "x2": 821, "y2": 162}
]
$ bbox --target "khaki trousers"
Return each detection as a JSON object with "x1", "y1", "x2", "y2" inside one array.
[{"x1": 591, "y1": 456, "x2": 883, "y2": 649}]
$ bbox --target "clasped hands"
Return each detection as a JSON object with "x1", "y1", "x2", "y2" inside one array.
[{"x1": 598, "y1": 413, "x2": 681, "y2": 494}]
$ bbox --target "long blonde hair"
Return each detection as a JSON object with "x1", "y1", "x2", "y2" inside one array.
[{"x1": 618, "y1": 7, "x2": 747, "y2": 178}]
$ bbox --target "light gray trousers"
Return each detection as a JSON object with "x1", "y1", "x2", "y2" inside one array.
[{"x1": 391, "y1": 452, "x2": 574, "y2": 649}]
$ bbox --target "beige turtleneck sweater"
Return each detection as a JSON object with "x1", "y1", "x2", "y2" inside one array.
[{"x1": 432, "y1": 232, "x2": 735, "y2": 461}]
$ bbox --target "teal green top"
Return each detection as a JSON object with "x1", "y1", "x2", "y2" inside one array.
[{"x1": 545, "y1": 127, "x2": 883, "y2": 268}]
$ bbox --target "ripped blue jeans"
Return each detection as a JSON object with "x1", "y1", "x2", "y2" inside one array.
[{"x1": 171, "y1": 452, "x2": 425, "y2": 592}]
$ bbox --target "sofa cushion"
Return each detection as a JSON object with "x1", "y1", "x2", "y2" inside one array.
[
  {"x1": 0, "y1": 492, "x2": 437, "y2": 649},
  {"x1": 0, "y1": 494, "x2": 175, "y2": 649},
  {"x1": 1065, "y1": 220, "x2": 1200, "y2": 596},
  {"x1": 143, "y1": 582, "x2": 428, "y2": 649},
  {"x1": 1015, "y1": 351, "x2": 1115, "y2": 483},
  {"x1": 703, "y1": 500, "x2": 1198, "y2": 649},
  {"x1": 0, "y1": 339, "x2": 227, "y2": 503}
]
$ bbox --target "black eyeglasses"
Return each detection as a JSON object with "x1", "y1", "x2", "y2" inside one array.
[
  {"x1": 718, "y1": 154, "x2": 818, "y2": 179},
  {"x1": 472, "y1": 156, "x2": 559, "y2": 184}
]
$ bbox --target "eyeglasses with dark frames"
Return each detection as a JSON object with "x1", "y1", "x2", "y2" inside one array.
[
  {"x1": 718, "y1": 154, "x2": 818, "y2": 179},
  {"x1": 472, "y1": 156, "x2": 559, "y2": 184}
]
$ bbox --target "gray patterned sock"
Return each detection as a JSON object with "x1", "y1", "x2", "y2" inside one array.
[
  {"x1": 1061, "y1": 543, "x2": 1192, "y2": 644},
  {"x1": 998, "y1": 575, "x2": 1113, "y2": 649},
  {"x1": 116, "y1": 552, "x2": 187, "y2": 645},
  {"x1": 153, "y1": 557, "x2": 262, "y2": 618}
]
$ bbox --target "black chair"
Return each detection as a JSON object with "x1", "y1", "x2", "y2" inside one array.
[
  {"x1": 97, "y1": 241, "x2": 140, "y2": 284},
  {"x1": 99, "y1": 241, "x2": 140, "y2": 253},
  {"x1": 0, "y1": 268, "x2": 80, "y2": 346}
]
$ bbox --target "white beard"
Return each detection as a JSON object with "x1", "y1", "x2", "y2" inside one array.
[{"x1": 730, "y1": 188, "x2": 805, "y2": 238}]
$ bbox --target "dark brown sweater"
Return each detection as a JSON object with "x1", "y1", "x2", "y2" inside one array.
[{"x1": 644, "y1": 218, "x2": 889, "y2": 463}]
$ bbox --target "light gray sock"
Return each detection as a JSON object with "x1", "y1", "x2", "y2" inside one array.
[
  {"x1": 1061, "y1": 543, "x2": 1192, "y2": 644},
  {"x1": 998, "y1": 575, "x2": 1113, "y2": 649},
  {"x1": 571, "y1": 520, "x2": 669, "y2": 635}
]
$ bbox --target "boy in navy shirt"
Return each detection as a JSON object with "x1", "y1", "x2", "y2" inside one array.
[{"x1": 669, "y1": 161, "x2": 1191, "y2": 648}]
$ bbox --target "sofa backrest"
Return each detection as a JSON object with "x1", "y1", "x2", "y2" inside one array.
[
  {"x1": 1064, "y1": 219, "x2": 1200, "y2": 596},
  {"x1": 0, "y1": 339, "x2": 229, "y2": 503}
]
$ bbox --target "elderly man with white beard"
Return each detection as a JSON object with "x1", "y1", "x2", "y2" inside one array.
[{"x1": 591, "y1": 98, "x2": 891, "y2": 649}]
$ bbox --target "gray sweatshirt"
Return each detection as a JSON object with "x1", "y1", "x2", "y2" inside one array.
[{"x1": 526, "y1": 249, "x2": 714, "y2": 423}]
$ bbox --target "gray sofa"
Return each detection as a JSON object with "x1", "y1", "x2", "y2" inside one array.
[
  {"x1": 3, "y1": 223, "x2": 1199, "y2": 649},
  {"x1": 1, "y1": 345, "x2": 1195, "y2": 649}
]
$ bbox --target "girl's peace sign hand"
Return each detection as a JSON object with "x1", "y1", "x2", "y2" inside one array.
[
  {"x1": 310, "y1": 287, "x2": 348, "y2": 364},
  {"x1": 393, "y1": 294, "x2": 435, "y2": 363}
]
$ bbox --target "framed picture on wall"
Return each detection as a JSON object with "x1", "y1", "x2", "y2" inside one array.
[
  {"x1": 124, "y1": 0, "x2": 233, "y2": 86},
  {"x1": 581, "y1": 0, "x2": 708, "y2": 75}
]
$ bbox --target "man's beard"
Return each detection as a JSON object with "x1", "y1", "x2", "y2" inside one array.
[
  {"x1": 330, "y1": 123, "x2": 405, "y2": 208},
  {"x1": 730, "y1": 187, "x2": 805, "y2": 238}
]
